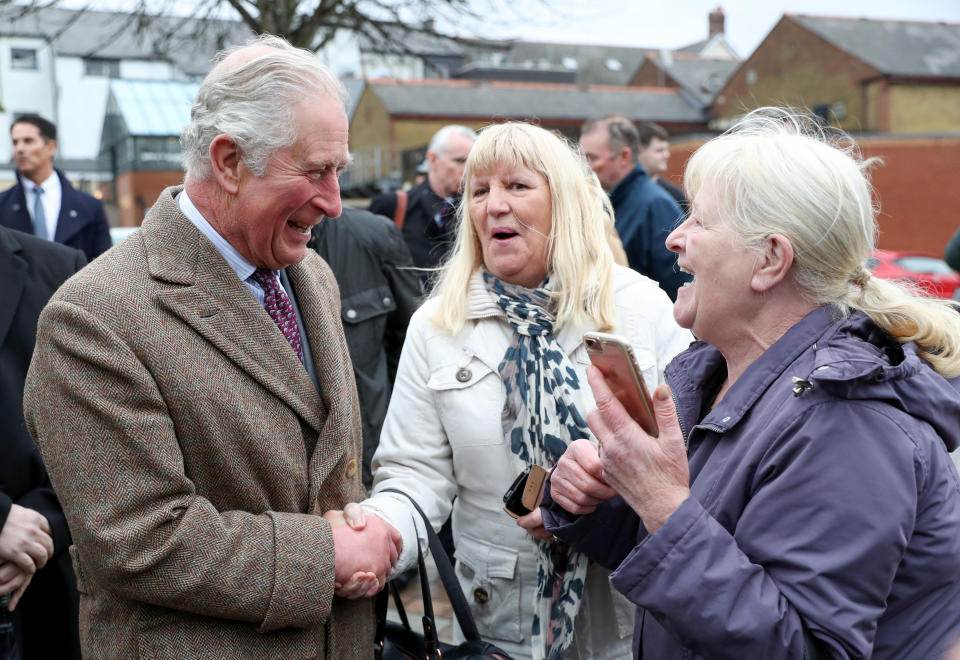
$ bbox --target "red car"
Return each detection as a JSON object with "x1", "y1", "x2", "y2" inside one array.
[{"x1": 867, "y1": 249, "x2": 960, "y2": 299}]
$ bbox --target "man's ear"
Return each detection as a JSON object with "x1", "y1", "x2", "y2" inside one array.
[
  {"x1": 209, "y1": 134, "x2": 242, "y2": 195},
  {"x1": 425, "y1": 149, "x2": 438, "y2": 168},
  {"x1": 751, "y1": 233, "x2": 795, "y2": 293}
]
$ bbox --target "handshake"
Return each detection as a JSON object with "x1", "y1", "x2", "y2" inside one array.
[{"x1": 324, "y1": 504, "x2": 402, "y2": 599}]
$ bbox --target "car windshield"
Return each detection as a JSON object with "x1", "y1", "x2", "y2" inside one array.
[{"x1": 895, "y1": 256, "x2": 956, "y2": 275}]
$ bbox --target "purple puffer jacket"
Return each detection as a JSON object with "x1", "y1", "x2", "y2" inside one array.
[{"x1": 542, "y1": 306, "x2": 960, "y2": 659}]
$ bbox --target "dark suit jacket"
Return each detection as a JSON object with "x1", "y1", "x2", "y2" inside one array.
[
  {"x1": 0, "y1": 225, "x2": 85, "y2": 658},
  {"x1": 23, "y1": 187, "x2": 373, "y2": 658},
  {"x1": 368, "y1": 179, "x2": 456, "y2": 283},
  {"x1": 0, "y1": 168, "x2": 112, "y2": 262},
  {"x1": 309, "y1": 207, "x2": 419, "y2": 487}
]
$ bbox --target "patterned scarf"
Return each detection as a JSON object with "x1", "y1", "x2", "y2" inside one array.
[{"x1": 482, "y1": 270, "x2": 591, "y2": 660}]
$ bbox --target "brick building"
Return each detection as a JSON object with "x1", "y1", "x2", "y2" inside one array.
[
  {"x1": 712, "y1": 15, "x2": 960, "y2": 133},
  {"x1": 660, "y1": 134, "x2": 960, "y2": 255}
]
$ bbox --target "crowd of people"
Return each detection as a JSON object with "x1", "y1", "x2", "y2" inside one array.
[{"x1": 2, "y1": 34, "x2": 959, "y2": 660}]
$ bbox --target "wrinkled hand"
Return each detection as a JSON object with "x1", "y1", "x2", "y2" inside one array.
[
  {"x1": 516, "y1": 507, "x2": 553, "y2": 540},
  {"x1": 0, "y1": 504, "x2": 53, "y2": 573},
  {"x1": 586, "y1": 366, "x2": 690, "y2": 534},
  {"x1": 327, "y1": 505, "x2": 401, "y2": 599},
  {"x1": 550, "y1": 439, "x2": 617, "y2": 515},
  {"x1": 0, "y1": 562, "x2": 34, "y2": 610}
]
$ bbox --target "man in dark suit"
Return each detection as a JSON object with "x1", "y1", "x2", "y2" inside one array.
[
  {"x1": 580, "y1": 115, "x2": 689, "y2": 301},
  {"x1": 0, "y1": 225, "x2": 85, "y2": 658},
  {"x1": 0, "y1": 115, "x2": 111, "y2": 262}
]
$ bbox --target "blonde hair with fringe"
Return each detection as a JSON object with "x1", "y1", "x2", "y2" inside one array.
[
  {"x1": 684, "y1": 107, "x2": 960, "y2": 377},
  {"x1": 430, "y1": 122, "x2": 618, "y2": 334}
]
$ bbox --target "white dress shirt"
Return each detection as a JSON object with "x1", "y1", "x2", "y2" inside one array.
[{"x1": 22, "y1": 172, "x2": 62, "y2": 239}]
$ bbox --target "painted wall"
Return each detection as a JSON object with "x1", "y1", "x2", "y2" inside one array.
[
  {"x1": 663, "y1": 135, "x2": 960, "y2": 256},
  {"x1": 888, "y1": 84, "x2": 960, "y2": 133},
  {"x1": 109, "y1": 169, "x2": 183, "y2": 227}
]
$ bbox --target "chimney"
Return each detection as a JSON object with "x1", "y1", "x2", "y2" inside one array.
[{"x1": 709, "y1": 7, "x2": 725, "y2": 36}]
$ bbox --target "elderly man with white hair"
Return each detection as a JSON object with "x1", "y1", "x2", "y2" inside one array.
[
  {"x1": 369, "y1": 124, "x2": 476, "y2": 289},
  {"x1": 23, "y1": 35, "x2": 401, "y2": 658}
]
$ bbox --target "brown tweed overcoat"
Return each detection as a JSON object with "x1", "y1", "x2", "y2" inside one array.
[{"x1": 23, "y1": 187, "x2": 375, "y2": 658}]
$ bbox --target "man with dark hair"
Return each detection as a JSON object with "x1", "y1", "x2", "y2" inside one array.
[
  {"x1": 580, "y1": 115, "x2": 689, "y2": 300},
  {"x1": 637, "y1": 122, "x2": 688, "y2": 211},
  {"x1": 0, "y1": 114, "x2": 111, "y2": 261},
  {"x1": 0, "y1": 225, "x2": 85, "y2": 659},
  {"x1": 368, "y1": 125, "x2": 476, "y2": 290}
]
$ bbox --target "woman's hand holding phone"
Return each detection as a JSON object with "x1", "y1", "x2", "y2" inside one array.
[
  {"x1": 585, "y1": 368, "x2": 690, "y2": 534},
  {"x1": 549, "y1": 439, "x2": 618, "y2": 515}
]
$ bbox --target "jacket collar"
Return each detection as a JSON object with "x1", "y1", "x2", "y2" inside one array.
[
  {"x1": 667, "y1": 305, "x2": 837, "y2": 436},
  {"x1": 609, "y1": 164, "x2": 650, "y2": 207},
  {"x1": 144, "y1": 187, "x2": 325, "y2": 432}
]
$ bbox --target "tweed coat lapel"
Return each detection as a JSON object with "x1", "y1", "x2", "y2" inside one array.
[
  {"x1": 145, "y1": 188, "x2": 324, "y2": 432},
  {"x1": 0, "y1": 229, "x2": 27, "y2": 346}
]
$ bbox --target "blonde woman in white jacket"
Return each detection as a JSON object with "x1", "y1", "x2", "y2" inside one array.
[{"x1": 359, "y1": 122, "x2": 691, "y2": 660}]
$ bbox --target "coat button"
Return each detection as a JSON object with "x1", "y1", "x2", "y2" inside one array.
[
  {"x1": 345, "y1": 459, "x2": 358, "y2": 478},
  {"x1": 455, "y1": 367, "x2": 471, "y2": 383},
  {"x1": 346, "y1": 309, "x2": 357, "y2": 320},
  {"x1": 473, "y1": 587, "x2": 489, "y2": 604},
  {"x1": 382, "y1": 296, "x2": 392, "y2": 306}
]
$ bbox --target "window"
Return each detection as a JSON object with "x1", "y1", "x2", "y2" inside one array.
[
  {"x1": 11, "y1": 48, "x2": 38, "y2": 70},
  {"x1": 895, "y1": 256, "x2": 955, "y2": 275},
  {"x1": 84, "y1": 57, "x2": 120, "y2": 78}
]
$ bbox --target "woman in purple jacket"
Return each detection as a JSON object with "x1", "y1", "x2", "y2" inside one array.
[{"x1": 543, "y1": 108, "x2": 960, "y2": 659}]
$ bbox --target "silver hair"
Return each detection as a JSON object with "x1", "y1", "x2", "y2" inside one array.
[
  {"x1": 181, "y1": 35, "x2": 347, "y2": 180},
  {"x1": 426, "y1": 125, "x2": 477, "y2": 157},
  {"x1": 685, "y1": 106, "x2": 960, "y2": 377}
]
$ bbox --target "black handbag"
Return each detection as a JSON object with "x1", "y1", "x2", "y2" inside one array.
[{"x1": 374, "y1": 489, "x2": 514, "y2": 660}]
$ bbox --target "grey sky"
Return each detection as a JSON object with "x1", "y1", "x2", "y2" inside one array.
[
  {"x1": 59, "y1": 0, "x2": 960, "y2": 61},
  {"x1": 465, "y1": 0, "x2": 960, "y2": 59}
]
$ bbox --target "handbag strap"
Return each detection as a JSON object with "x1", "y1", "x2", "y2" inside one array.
[
  {"x1": 379, "y1": 488, "x2": 483, "y2": 641},
  {"x1": 375, "y1": 523, "x2": 442, "y2": 660},
  {"x1": 393, "y1": 190, "x2": 408, "y2": 230}
]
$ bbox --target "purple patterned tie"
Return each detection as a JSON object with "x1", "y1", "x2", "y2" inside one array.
[{"x1": 250, "y1": 268, "x2": 303, "y2": 362}]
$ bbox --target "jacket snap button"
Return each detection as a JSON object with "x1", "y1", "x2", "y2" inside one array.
[
  {"x1": 346, "y1": 309, "x2": 357, "y2": 320},
  {"x1": 455, "y1": 368, "x2": 472, "y2": 383},
  {"x1": 345, "y1": 459, "x2": 358, "y2": 478},
  {"x1": 473, "y1": 587, "x2": 489, "y2": 604},
  {"x1": 382, "y1": 296, "x2": 392, "y2": 306}
]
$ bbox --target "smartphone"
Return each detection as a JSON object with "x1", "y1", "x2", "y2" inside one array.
[
  {"x1": 583, "y1": 331, "x2": 658, "y2": 437},
  {"x1": 503, "y1": 464, "x2": 548, "y2": 518}
]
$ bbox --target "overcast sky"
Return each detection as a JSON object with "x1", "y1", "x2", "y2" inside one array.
[
  {"x1": 60, "y1": 0, "x2": 960, "y2": 60},
  {"x1": 466, "y1": 0, "x2": 960, "y2": 59}
]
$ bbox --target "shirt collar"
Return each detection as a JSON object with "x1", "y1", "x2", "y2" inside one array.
[
  {"x1": 176, "y1": 188, "x2": 261, "y2": 282},
  {"x1": 22, "y1": 171, "x2": 59, "y2": 195}
]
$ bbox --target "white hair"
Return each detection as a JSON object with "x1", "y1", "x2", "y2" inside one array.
[
  {"x1": 426, "y1": 125, "x2": 477, "y2": 157},
  {"x1": 685, "y1": 107, "x2": 960, "y2": 377},
  {"x1": 181, "y1": 35, "x2": 347, "y2": 180}
]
